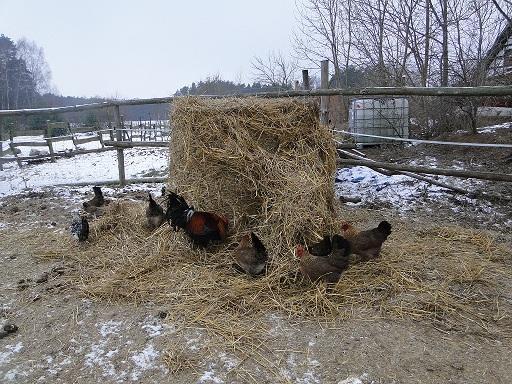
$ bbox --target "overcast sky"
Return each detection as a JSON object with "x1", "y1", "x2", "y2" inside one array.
[{"x1": 0, "y1": 0, "x2": 298, "y2": 99}]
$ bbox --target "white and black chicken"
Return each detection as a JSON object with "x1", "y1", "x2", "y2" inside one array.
[{"x1": 70, "y1": 213, "x2": 89, "y2": 242}]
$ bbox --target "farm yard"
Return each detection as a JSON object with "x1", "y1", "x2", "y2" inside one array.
[
  {"x1": 0, "y1": 94, "x2": 511, "y2": 384},
  {"x1": 1, "y1": 0, "x2": 512, "y2": 382}
]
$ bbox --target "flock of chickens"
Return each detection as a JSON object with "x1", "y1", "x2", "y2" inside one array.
[{"x1": 71, "y1": 186, "x2": 392, "y2": 286}]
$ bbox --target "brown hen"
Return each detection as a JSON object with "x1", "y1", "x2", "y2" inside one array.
[{"x1": 341, "y1": 221, "x2": 392, "y2": 261}]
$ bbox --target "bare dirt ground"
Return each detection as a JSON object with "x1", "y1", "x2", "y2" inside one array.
[{"x1": 1, "y1": 125, "x2": 512, "y2": 384}]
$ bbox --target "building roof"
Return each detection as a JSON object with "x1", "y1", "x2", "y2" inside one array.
[{"x1": 482, "y1": 22, "x2": 512, "y2": 73}]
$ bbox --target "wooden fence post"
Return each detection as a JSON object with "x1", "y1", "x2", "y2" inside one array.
[
  {"x1": 97, "y1": 131, "x2": 105, "y2": 148},
  {"x1": 302, "y1": 69, "x2": 310, "y2": 90},
  {"x1": 320, "y1": 60, "x2": 329, "y2": 125},
  {"x1": 9, "y1": 142, "x2": 22, "y2": 168},
  {"x1": 114, "y1": 105, "x2": 126, "y2": 186},
  {"x1": 46, "y1": 138, "x2": 56, "y2": 162}
]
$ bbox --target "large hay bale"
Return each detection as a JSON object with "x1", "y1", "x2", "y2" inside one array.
[{"x1": 169, "y1": 97, "x2": 337, "y2": 256}]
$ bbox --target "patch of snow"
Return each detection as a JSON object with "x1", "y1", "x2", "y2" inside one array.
[
  {"x1": 0, "y1": 343, "x2": 25, "y2": 382},
  {"x1": 337, "y1": 373, "x2": 370, "y2": 384},
  {"x1": 477, "y1": 121, "x2": 511, "y2": 133},
  {"x1": 3, "y1": 367, "x2": 29, "y2": 382},
  {"x1": 335, "y1": 164, "x2": 492, "y2": 216},
  {"x1": 99, "y1": 320, "x2": 123, "y2": 338},
  {"x1": 84, "y1": 344, "x2": 116, "y2": 376},
  {"x1": 130, "y1": 344, "x2": 163, "y2": 381},
  {"x1": 83, "y1": 320, "x2": 124, "y2": 378},
  {"x1": 0, "y1": 342, "x2": 23, "y2": 364},
  {"x1": 337, "y1": 376, "x2": 363, "y2": 384},
  {"x1": 278, "y1": 351, "x2": 321, "y2": 384},
  {"x1": 198, "y1": 365, "x2": 223, "y2": 384}
]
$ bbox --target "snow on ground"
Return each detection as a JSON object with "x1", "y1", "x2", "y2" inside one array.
[
  {"x1": 336, "y1": 164, "x2": 446, "y2": 211},
  {"x1": 452, "y1": 121, "x2": 512, "y2": 135},
  {"x1": 477, "y1": 121, "x2": 512, "y2": 133},
  {"x1": 335, "y1": 161, "x2": 509, "y2": 227},
  {"x1": 0, "y1": 147, "x2": 168, "y2": 197}
]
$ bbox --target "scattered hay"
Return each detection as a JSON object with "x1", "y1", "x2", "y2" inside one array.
[{"x1": 2, "y1": 202, "x2": 511, "y2": 378}]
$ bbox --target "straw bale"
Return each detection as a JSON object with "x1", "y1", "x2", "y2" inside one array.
[{"x1": 169, "y1": 97, "x2": 338, "y2": 256}]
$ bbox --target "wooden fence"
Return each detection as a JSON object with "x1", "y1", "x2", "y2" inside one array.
[{"x1": 0, "y1": 79, "x2": 511, "y2": 189}]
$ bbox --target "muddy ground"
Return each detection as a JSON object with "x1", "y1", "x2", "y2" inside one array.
[{"x1": 1, "y1": 128, "x2": 512, "y2": 383}]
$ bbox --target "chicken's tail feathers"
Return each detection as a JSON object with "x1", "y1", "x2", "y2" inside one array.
[
  {"x1": 378, "y1": 220, "x2": 392, "y2": 236},
  {"x1": 331, "y1": 234, "x2": 351, "y2": 256},
  {"x1": 250, "y1": 232, "x2": 267, "y2": 258}
]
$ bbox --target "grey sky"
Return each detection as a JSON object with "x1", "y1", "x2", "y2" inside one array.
[{"x1": 0, "y1": 0, "x2": 297, "y2": 99}]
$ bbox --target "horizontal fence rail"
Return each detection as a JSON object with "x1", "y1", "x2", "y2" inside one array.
[
  {"x1": 334, "y1": 130, "x2": 512, "y2": 149},
  {"x1": 1, "y1": 86, "x2": 512, "y2": 116}
]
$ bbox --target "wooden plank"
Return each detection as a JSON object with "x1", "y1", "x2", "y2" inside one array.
[
  {"x1": 97, "y1": 131, "x2": 105, "y2": 148},
  {"x1": 46, "y1": 135, "x2": 74, "y2": 142},
  {"x1": 337, "y1": 158, "x2": 512, "y2": 182},
  {"x1": 11, "y1": 141, "x2": 49, "y2": 147},
  {"x1": 103, "y1": 140, "x2": 169, "y2": 148},
  {"x1": 337, "y1": 148, "x2": 395, "y2": 176},
  {"x1": 0, "y1": 102, "x2": 113, "y2": 117},
  {"x1": 8, "y1": 142, "x2": 22, "y2": 168},
  {"x1": 0, "y1": 147, "x2": 116, "y2": 164},
  {"x1": 73, "y1": 135, "x2": 100, "y2": 145},
  {"x1": 302, "y1": 70, "x2": 310, "y2": 90},
  {"x1": 46, "y1": 139, "x2": 56, "y2": 162},
  {"x1": 53, "y1": 176, "x2": 167, "y2": 187}
]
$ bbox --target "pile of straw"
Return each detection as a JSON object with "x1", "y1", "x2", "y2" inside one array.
[{"x1": 169, "y1": 97, "x2": 338, "y2": 255}]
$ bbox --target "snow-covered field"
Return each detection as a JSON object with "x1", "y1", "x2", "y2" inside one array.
[{"x1": 0, "y1": 135, "x2": 168, "y2": 197}]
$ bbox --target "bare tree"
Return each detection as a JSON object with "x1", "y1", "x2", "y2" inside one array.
[
  {"x1": 251, "y1": 51, "x2": 297, "y2": 88},
  {"x1": 16, "y1": 38, "x2": 52, "y2": 95},
  {"x1": 294, "y1": 0, "x2": 354, "y2": 87},
  {"x1": 491, "y1": 0, "x2": 512, "y2": 24}
]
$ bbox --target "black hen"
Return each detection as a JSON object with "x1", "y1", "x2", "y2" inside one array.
[
  {"x1": 327, "y1": 234, "x2": 351, "y2": 269},
  {"x1": 307, "y1": 235, "x2": 332, "y2": 256},
  {"x1": 146, "y1": 192, "x2": 165, "y2": 230},
  {"x1": 83, "y1": 186, "x2": 105, "y2": 213},
  {"x1": 70, "y1": 215, "x2": 89, "y2": 242}
]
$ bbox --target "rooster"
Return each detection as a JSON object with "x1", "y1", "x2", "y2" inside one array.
[
  {"x1": 164, "y1": 191, "x2": 228, "y2": 247},
  {"x1": 70, "y1": 213, "x2": 89, "y2": 242},
  {"x1": 233, "y1": 232, "x2": 268, "y2": 276},
  {"x1": 341, "y1": 220, "x2": 392, "y2": 261},
  {"x1": 146, "y1": 192, "x2": 165, "y2": 230},
  {"x1": 296, "y1": 234, "x2": 351, "y2": 284}
]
